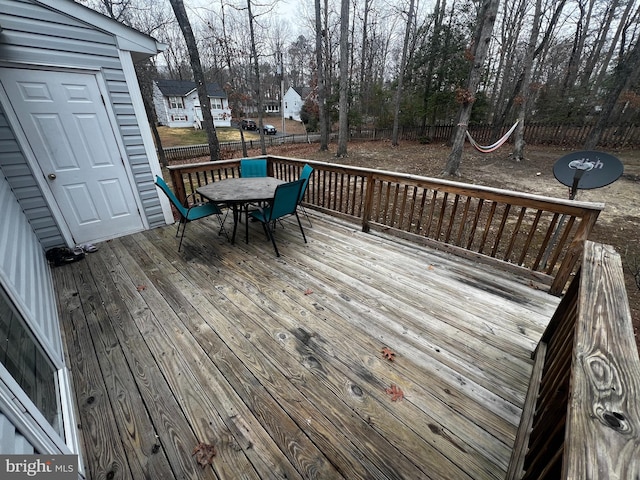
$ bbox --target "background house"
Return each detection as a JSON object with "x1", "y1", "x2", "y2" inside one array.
[
  {"x1": 283, "y1": 86, "x2": 311, "y2": 121},
  {"x1": 153, "y1": 79, "x2": 232, "y2": 128},
  {"x1": 0, "y1": 0, "x2": 168, "y2": 470}
]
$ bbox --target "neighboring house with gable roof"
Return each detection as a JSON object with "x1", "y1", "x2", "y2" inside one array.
[
  {"x1": 283, "y1": 86, "x2": 312, "y2": 121},
  {"x1": 152, "y1": 79, "x2": 232, "y2": 128}
]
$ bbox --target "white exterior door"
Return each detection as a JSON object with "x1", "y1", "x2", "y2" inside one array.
[{"x1": 0, "y1": 68, "x2": 143, "y2": 244}]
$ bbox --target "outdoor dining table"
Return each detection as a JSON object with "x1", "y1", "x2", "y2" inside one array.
[{"x1": 196, "y1": 177, "x2": 285, "y2": 244}]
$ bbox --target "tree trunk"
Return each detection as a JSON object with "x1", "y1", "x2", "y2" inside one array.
[
  {"x1": 168, "y1": 0, "x2": 220, "y2": 161},
  {"x1": 443, "y1": 0, "x2": 500, "y2": 176},
  {"x1": 391, "y1": 0, "x2": 416, "y2": 147},
  {"x1": 512, "y1": 0, "x2": 542, "y2": 162},
  {"x1": 246, "y1": 0, "x2": 266, "y2": 155},
  {"x1": 336, "y1": 0, "x2": 350, "y2": 157},
  {"x1": 358, "y1": 0, "x2": 371, "y2": 125},
  {"x1": 315, "y1": 0, "x2": 328, "y2": 151}
]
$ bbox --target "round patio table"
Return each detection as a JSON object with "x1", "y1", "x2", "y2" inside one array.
[{"x1": 197, "y1": 177, "x2": 284, "y2": 244}]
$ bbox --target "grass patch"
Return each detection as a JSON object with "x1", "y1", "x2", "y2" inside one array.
[{"x1": 158, "y1": 126, "x2": 259, "y2": 147}]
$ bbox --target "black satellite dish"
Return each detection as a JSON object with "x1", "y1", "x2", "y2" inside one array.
[{"x1": 553, "y1": 150, "x2": 624, "y2": 198}]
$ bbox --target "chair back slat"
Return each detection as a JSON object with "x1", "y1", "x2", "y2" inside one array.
[
  {"x1": 240, "y1": 159, "x2": 267, "y2": 178},
  {"x1": 298, "y1": 164, "x2": 313, "y2": 202},
  {"x1": 155, "y1": 176, "x2": 187, "y2": 217},
  {"x1": 269, "y1": 180, "x2": 304, "y2": 220}
]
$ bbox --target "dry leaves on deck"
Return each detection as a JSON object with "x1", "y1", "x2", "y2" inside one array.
[
  {"x1": 386, "y1": 385, "x2": 404, "y2": 402},
  {"x1": 193, "y1": 442, "x2": 216, "y2": 468},
  {"x1": 381, "y1": 347, "x2": 396, "y2": 361}
]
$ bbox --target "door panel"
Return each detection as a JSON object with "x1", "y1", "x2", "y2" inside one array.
[{"x1": 0, "y1": 68, "x2": 143, "y2": 243}]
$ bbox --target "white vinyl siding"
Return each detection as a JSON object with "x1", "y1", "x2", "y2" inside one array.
[
  {"x1": 0, "y1": 0, "x2": 165, "y2": 232},
  {"x1": 0, "y1": 173, "x2": 62, "y2": 365}
]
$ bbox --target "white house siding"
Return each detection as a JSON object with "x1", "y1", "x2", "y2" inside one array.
[
  {"x1": 283, "y1": 87, "x2": 303, "y2": 121},
  {"x1": 0, "y1": 106, "x2": 64, "y2": 249},
  {"x1": 0, "y1": 0, "x2": 166, "y2": 233},
  {"x1": 152, "y1": 82, "x2": 232, "y2": 128},
  {"x1": 0, "y1": 171, "x2": 63, "y2": 366}
]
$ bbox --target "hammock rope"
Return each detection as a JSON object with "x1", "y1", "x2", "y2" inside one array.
[{"x1": 465, "y1": 121, "x2": 519, "y2": 153}]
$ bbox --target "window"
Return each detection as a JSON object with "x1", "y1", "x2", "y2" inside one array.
[
  {"x1": 169, "y1": 96, "x2": 184, "y2": 109},
  {"x1": 211, "y1": 98, "x2": 222, "y2": 109},
  {"x1": 0, "y1": 285, "x2": 62, "y2": 435},
  {"x1": 171, "y1": 115, "x2": 188, "y2": 122}
]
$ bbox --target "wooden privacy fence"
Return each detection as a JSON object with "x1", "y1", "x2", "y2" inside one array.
[
  {"x1": 351, "y1": 123, "x2": 640, "y2": 148},
  {"x1": 161, "y1": 123, "x2": 638, "y2": 162},
  {"x1": 507, "y1": 241, "x2": 640, "y2": 479},
  {"x1": 167, "y1": 155, "x2": 604, "y2": 295}
]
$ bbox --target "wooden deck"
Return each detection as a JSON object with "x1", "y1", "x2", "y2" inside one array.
[{"x1": 53, "y1": 211, "x2": 560, "y2": 480}]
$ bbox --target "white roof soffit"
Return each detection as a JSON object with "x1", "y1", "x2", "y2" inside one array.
[{"x1": 34, "y1": 0, "x2": 167, "y2": 57}]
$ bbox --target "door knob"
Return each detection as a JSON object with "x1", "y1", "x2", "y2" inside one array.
[{"x1": 48, "y1": 173, "x2": 56, "y2": 180}]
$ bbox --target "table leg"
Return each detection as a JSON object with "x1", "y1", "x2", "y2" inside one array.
[
  {"x1": 245, "y1": 203, "x2": 250, "y2": 244},
  {"x1": 231, "y1": 204, "x2": 240, "y2": 244}
]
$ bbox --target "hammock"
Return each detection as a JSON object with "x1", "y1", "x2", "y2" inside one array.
[{"x1": 465, "y1": 121, "x2": 519, "y2": 153}]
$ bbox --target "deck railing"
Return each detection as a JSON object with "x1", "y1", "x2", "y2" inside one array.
[
  {"x1": 507, "y1": 241, "x2": 640, "y2": 479},
  {"x1": 167, "y1": 155, "x2": 604, "y2": 295}
]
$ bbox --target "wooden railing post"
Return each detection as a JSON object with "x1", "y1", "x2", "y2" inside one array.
[
  {"x1": 361, "y1": 172, "x2": 375, "y2": 232},
  {"x1": 169, "y1": 168, "x2": 187, "y2": 205}
]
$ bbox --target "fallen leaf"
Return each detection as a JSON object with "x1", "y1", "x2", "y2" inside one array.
[
  {"x1": 381, "y1": 347, "x2": 396, "y2": 361},
  {"x1": 192, "y1": 442, "x2": 216, "y2": 468},
  {"x1": 386, "y1": 384, "x2": 404, "y2": 401},
  {"x1": 136, "y1": 285, "x2": 147, "y2": 292},
  {"x1": 304, "y1": 288, "x2": 313, "y2": 295}
]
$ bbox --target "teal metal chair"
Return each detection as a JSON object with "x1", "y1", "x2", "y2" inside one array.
[
  {"x1": 240, "y1": 158, "x2": 267, "y2": 177},
  {"x1": 155, "y1": 176, "x2": 226, "y2": 251},
  {"x1": 297, "y1": 164, "x2": 314, "y2": 226},
  {"x1": 250, "y1": 179, "x2": 307, "y2": 257}
]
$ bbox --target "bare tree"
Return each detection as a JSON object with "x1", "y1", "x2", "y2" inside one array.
[
  {"x1": 168, "y1": 0, "x2": 220, "y2": 161},
  {"x1": 493, "y1": 0, "x2": 568, "y2": 130},
  {"x1": 512, "y1": 0, "x2": 543, "y2": 162},
  {"x1": 444, "y1": 0, "x2": 501, "y2": 176},
  {"x1": 315, "y1": 0, "x2": 329, "y2": 150},
  {"x1": 246, "y1": 0, "x2": 267, "y2": 155},
  {"x1": 391, "y1": 0, "x2": 416, "y2": 146},
  {"x1": 584, "y1": 29, "x2": 640, "y2": 149},
  {"x1": 336, "y1": 0, "x2": 350, "y2": 157},
  {"x1": 592, "y1": 0, "x2": 639, "y2": 93}
]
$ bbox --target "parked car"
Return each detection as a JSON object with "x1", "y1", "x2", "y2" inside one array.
[
  {"x1": 241, "y1": 119, "x2": 257, "y2": 130},
  {"x1": 263, "y1": 124, "x2": 277, "y2": 135}
]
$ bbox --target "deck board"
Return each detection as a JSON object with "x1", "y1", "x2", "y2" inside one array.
[{"x1": 54, "y1": 211, "x2": 560, "y2": 479}]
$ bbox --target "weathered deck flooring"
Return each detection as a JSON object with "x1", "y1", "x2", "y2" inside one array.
[{"x1": 53, "y1": 211, "x2": 560, "y2": 480}]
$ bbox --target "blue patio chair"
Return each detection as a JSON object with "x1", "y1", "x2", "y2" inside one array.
[
  {"x1": 298, "y1": 164, "x2": 314, "y2": 227},
  {"x1": 250, "y1": 179, "x2": 307, "y2": 257},
  {"x1": 240, "y1": 158, "x2": 267, "y2": 178},
  {"x1": 155, "y1": 176, "x2": 227, "y2": 251}
]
